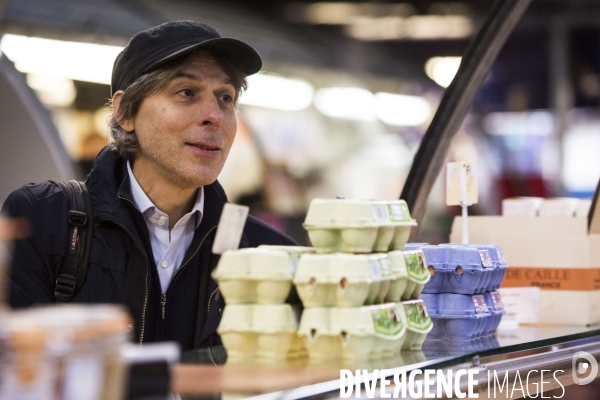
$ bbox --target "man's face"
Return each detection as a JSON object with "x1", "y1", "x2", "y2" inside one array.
[{"x1": 123, "y1": 55, "x2": 238, "y2": 189}]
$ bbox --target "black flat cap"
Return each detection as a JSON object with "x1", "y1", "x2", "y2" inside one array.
[{"x1": 111, "y1": 20, "x2": 262, "y2": 95}]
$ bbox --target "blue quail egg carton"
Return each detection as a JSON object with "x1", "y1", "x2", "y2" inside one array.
[
  {"x1": 482, "y1": 291, "x2": 505, "y2": 336},
  {"x1": 422, "y1": 245, "x2": 486, "y2": 295},
  {"x1": 421, "y1": 293, "x2": 491, "y2": 340}
]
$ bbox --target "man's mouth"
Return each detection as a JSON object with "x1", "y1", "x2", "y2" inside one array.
[{"x1": 187, "y1": 143, "x2": 220, "y2": 151}]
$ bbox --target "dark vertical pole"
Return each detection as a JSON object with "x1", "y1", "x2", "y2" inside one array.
[
  {"x1": 400, "y1": 0, "x2": 533, "y2": 240},
  {"x1": 549, "y1": 18, "x2": 572, "y2": 196}
]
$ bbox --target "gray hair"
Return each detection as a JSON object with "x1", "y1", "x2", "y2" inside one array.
[{"x1": 108, "y1": 48, "x2": 249, "y2": 160}]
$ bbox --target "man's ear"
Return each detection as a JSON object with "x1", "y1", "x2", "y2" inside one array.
[{"x1": 112, "y1": 90, "x2": 135, "y2": 132}]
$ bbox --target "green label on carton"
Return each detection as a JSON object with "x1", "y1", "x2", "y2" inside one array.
[
  {"x1": 370, "y1": 305, "x2": 404, "y2": 336},
  {"x1": 369, "y1": 256, "x2": 393, "y2": 280},
  {"x1": 388, "y1": 202, "x2": 410, "y2": 222},
  {"x1": 403, "y1": 301, "x2": 432, "y2": 331},
  {"x1": 404, "y1": 250, "x2": 429, "y2": 283}
]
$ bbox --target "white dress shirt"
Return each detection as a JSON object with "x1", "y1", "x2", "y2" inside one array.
[{"x1": 127, "y1": 162, "x2": 204, "y2": 294}]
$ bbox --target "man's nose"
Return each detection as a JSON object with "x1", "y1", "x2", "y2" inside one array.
[{"x1": 200, "y1": 96, "x2": 223, "y2": 127}]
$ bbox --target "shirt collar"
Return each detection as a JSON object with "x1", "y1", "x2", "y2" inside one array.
[{"x1": 127, "y1": 161, "x2": 204, "y2": 229}]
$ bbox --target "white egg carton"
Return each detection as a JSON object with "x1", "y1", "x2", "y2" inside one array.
[
  {"x1": 303, "y1": 199, "x2": 417, "y2": 253},
  {"x1": 257, "y1": 245, "x2": 316, "y2": 275},
  {"x1": 297, "y1": 304, "x2": 407, "y2": 360},
  {"x1": 212, "y1": 248, "x2": 295, "y2": 304},
  {"x1": 293, "y1": 250, "x2": 428, "y2": 307},
  {"x1": 218, "y1": 304, "x2": 299, "y2": 359}
]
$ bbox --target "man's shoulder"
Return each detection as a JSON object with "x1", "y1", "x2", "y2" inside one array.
[
  {"x1": 244, "y1": 215, "x2": 297, "y2": 247},
  {"x1": 2, "y1": 181, "x2": 66, "y2": 217}
]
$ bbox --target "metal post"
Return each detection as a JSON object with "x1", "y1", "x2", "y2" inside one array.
[{"x1": 549, "y1": 18, "x2": 572, "y2": 196}]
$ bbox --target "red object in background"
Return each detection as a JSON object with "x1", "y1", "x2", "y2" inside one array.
[{"x1": 495, "y1": 173, "x2": 549, "y2": 200}]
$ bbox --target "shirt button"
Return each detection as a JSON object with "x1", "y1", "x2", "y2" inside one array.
[
  {"x1": 158, "y1": 216, "x2": 167, "y2": 226},
  {"x1": 161, "y1": 261, "x2": 168, "y2": 268}
]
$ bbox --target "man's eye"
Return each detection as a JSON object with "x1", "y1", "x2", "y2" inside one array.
[
  {"x1": 221, "y1": 94, "x2": 233, "y2": 104},
  {"x1": 178, "y1": 89, "x2": 193, "y2": 97}
]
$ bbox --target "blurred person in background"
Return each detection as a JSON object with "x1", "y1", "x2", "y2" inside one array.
[{"x1": 1, "y1": 21, "x2": 295, "y2": 350}]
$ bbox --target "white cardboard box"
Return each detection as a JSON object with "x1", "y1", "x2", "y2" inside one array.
[{"x1": 450, "y1": 215, "x2": 600, "y2": 325}]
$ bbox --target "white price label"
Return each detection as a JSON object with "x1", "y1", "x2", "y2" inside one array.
[
  {"x1": 479, "y1": 250, "x2": 493, "y2": 268},
  {"x1": 369, "y1": 260, "x2": 383, "y2": 280},
  {"x1": 497, "y1": 247, "x2": 507, "y2": 265},
  {"x1": 372, "y1": 205, "x2": 390, "y2": 223},
  {"x1": 472, "y1": 295, "x2": 489, "y2": 314},
  {"x1": 491, "y1": 291, "x2": 505, "y2": 311},
  {"x1": 212, "y1": 203, "x2": 249, "y2": 254}
]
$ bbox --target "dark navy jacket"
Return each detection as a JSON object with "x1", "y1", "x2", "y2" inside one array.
[{"x1": 2, "y1": 147, "x2": 296, "y2": 350}]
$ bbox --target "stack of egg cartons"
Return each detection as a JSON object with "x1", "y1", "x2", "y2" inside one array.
[
  {"x1": 407, "y1": 243, "x2": 507, "y2": 352},
  {"x1": 212, "y1": 246, "x2": 314, "y2": 362},
  {"x1": 295, "y1": 199, "x2": 433, "y2": 361}
]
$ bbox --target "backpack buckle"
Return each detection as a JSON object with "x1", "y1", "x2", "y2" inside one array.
[
  {"x1": 54, "y1": 274, "x2": 77, "y2": 302},
  {"x1": 68, "y1": 210, "x2": 87, "y2": 227}
]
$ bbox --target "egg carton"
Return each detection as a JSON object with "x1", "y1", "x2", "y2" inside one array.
[
  {"x1": 218, "y1": 304, "x2": 300, "y2": 359},
  {"x1": 297, "y1": 304, "x2": 408, "y2": 360},
  {"x1": 400, "y1": 299, "x2": 433, "y2": 350},
  {"x1": 303, "y1": 199, "x2": 417, "y2": 253},
  {"x1": 212, "y1": 248, "x2": 296, "y2": 304},
  {"x1": 421, "y1": 293, "x2": 491, "y2": 340},
  {"x1": 413, "y1": 244, "x2": 491, "y2": 294},
  {"x1": 294, "y1": 250, "x2": 429, "y2": 308}
]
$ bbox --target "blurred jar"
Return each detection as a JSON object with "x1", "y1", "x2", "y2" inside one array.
[
  {"x1": 0, "y1": 305, "x2": 131, "y2": 400},
  {"x1": 0, "y1": 314, "x2": 55, "y2": 400}
]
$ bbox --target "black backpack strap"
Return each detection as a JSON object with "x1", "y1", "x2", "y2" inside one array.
[{"x1": 54, "y1": 180, "x2": 93, "y2": 303}]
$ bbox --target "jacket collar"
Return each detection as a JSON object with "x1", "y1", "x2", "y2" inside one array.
[{"x1": 85, "y1": 146, "x2": 231, "y2": 239}]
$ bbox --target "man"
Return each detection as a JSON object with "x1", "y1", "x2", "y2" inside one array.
[{"x1": 2, "y1": 21, "x2": 295, "y2": 350}]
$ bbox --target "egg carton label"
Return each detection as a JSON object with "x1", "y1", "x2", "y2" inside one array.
[
  {"x1": 369, "y1": 255, "x2": 393, "y2": 280},
  {"x1": 479, "y1": 250, "x2": 494, "y2": 268},
  {"x1": 403, "y1": 301, "x2": 432, "y2": 331},
  {"x1": 404, "y1": 250, "x2": 429, "y2": 282},
  {"x1": 491, "y1": 291, "x2": 504, "y2": 311},
  {"x1": 496, "y1": 247, "x2": 507, "y2": 265},
  {"x1": 370, "y1": 304, "x2": 404, "y2": 336},
  {"x1": 372, "y1": 205, "x2": 390, "y2": 223},
  {"x1": 472, "y1": 294, "x2": 489, "y2": 314},
  {"x1": 372, "y1": 202, "x2": 410, "y2": 224}
]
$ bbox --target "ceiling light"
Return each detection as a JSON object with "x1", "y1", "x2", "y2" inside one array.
[
  {"x1": 483, "y1": 111, "x2": 554, "y2": 136},
  {"x1": 314, "y1": 87, "x2": 376, "y2": 122},
  {"x1": 240, "y1": 74, "x2": 314, "y2": 111},
  {"x1": 375, "y1": 92, "x2": 431, "y2": 126},
  {"x1": 1, "y1": 34, "x2": 123, "y2": 85},
  {"x1": 424, "y1": 56, "x2": 462, "y2": 88},
  {"x1": 26, "y1": 73, "x2": 76, "y2": 107},
  {"x1": 346, "y1": 15, "x2": 472, "y2": 41}
]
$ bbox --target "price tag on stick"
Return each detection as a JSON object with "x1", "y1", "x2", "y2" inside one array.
[
  {"x1": 446, "y1": 162, "x2": 478, "y2": 244},
  {"x1": 212, "y1": 203, "x2": 249, "y2": 254}
]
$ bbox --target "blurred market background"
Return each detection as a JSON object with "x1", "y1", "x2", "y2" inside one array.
[{"x1": 0, "y1": 0, "x2": 599, "y2": 245}]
